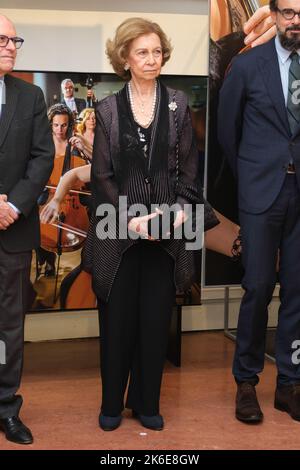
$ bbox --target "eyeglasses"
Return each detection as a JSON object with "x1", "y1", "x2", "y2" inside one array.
[
  {"x1": 276, "y1": 8, "x2": 300, "y2": 20},
  {"x1": 0, "y1": 35, "x2": 24, "y2": 49}
]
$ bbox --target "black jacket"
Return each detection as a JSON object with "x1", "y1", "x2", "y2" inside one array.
[
  {"x1": 87, "y1": 83, "x2": 218, "y2": 301},
  {"x1": 218, "y1": 38, "x2": 300, "y2": 214},
  {"x1": 0, "y1": 75, "x2": 54, "y2": 252},
  {"x1": 62, "y1": 97, "x2": 87, "y2": 114}
]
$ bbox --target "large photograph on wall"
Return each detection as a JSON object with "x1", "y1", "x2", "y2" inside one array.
[
  {"x1": 205, "y1": 0, "x2": 271, "y2": 286},
  {"x1": 13, "y1": 71, "x2": 207, "y2": 311}
]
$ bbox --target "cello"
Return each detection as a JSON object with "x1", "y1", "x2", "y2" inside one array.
[
  {"x1": 37, "y1": 105, "x2": 91, "y2": 305},
  {"x1": 39, "y1": 108, "x2": 91, "y2": 255}
]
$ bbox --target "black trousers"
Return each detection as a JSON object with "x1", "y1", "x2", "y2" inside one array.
[
  {"x1": 234, "y1": 174, "x2": 300, "y2": 386},
  {"x1": 0, "y1": 244, "x2": 32, "y2": 419},
  {"x1": 98, "y1": 241, "x2": 175, "y2": 416}
]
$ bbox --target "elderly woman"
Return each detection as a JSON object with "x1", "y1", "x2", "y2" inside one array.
[{"x1": 88, "y1": 17, "x2": 219, "y2": 432}]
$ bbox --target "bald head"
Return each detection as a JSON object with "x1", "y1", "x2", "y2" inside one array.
[
  {"x1": 0, "y1": 14, "x2": 17, "y2": 76},
  {"x1": 0, "y1": 14, "x2": 16, "y2": 30}
]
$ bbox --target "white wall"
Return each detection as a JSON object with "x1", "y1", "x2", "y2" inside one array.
[
  {"x1": 1, "y1": 0, "x2": 208, "y2": 15},
  {"x1": 1, "y1": 8, "x2": 208, "y2": 76}
]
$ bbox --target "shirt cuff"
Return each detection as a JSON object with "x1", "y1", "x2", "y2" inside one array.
[{"x1": 7, "y1": 202, "x2": 21, "y2": 215}]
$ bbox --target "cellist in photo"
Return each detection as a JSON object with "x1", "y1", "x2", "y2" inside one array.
[{"x1": 35, "y1": 104, "x2": 90, "y2": 311}]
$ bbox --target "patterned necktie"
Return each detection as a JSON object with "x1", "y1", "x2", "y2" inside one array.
[{"x1": 287, "y1": 52, "x2": 300, "y2": 135}]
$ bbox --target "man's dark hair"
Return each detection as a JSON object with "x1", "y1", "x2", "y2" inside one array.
[{"x1": 269, "y1": 0, "x2": 277, "y2": 12}]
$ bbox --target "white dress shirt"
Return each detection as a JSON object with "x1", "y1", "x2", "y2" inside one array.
[{"x1": 64, "y1": 97, "x2": 77, "y2": 113}]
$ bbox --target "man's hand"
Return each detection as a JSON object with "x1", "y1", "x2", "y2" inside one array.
[
  {"x1": 0, "y1": 195, "x2": 19, "y2": 230},
  {"x1": 244, "y1": 6, "x2": 276, "y2": 48}
]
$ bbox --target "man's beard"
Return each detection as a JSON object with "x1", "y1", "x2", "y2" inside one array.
[{"x1": 278, "y1": 26, "x2": 300, "y2": 51}]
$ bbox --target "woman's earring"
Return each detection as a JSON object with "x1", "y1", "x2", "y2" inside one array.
[{"x1": 124, "y1": 63, "x2": 130, "y2": 71}]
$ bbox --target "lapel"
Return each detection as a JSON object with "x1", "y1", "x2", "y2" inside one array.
[
  {"x1": 0, "y1": 74, "x2": 19, "y2": 148},
  {"x1": 257, "y1": 39, "x2": 291, "y2": 137},
  {"x1": 292, "y1": 58, "x2": 300, "y2": 137}
]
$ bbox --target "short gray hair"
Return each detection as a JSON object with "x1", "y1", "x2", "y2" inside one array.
[{"x1": 61, "y1": 78, "x2": 74, "y2": 91}]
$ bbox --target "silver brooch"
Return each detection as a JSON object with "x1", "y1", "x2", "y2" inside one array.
[{"x1": 168, "y1": 101, "x2": 177, "y2": 112}]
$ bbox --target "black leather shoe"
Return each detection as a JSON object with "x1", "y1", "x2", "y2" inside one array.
[
  {"x1": 0, "y1": 417, "x2": 33, "y2": 444},
  {"x1": 274, "y1": 384, "x2": 300, "y2": 421},
  {"x1": 99, "y1": 413, "x2": 122, "y2": 431},
  {"x1": 235, "y1": 382, "x2": 263, "y2": 423},
  {"x1": 132, "y1": 410, "x2": 164, "y2": 431}
]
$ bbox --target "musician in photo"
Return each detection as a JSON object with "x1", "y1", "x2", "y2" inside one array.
[
  {"x1": 69, "y1": 107, "x2": 95, "y2": 162},
  {"x1": 61, "y1": 78, "x2": 97, "y2": 117}
]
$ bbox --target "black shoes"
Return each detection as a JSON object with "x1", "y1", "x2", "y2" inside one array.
[
  {"x1": 99, "y1": 413, "x2": 122, "y2": 431},
  {"x1": 274, "y1": 384, "x2": 300, "y2": 421},
  {"x1": 98, "y1": 410, "x2": 164, "y2": 431},
  {"x1": 0, "y1": 416, "x2": 33, "y2": 445},
  {"x1": 132, "y1": 410, "x2": 164, "y2": 431},
  {"x1": 235, "y1": 382, "x2": 264, "y2": 423}
]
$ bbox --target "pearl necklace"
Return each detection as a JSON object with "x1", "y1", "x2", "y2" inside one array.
[{"x1": 128, "y1": 80, "x2": 157, "y2": 128}]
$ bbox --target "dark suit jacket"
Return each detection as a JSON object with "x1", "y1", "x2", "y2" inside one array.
[
  {"x1": 62, "y1": 97, "x2": 87, "y2": 114},
  {"x1": 0, "y1": 74, "x2": 54, "y2": 252},
  {"x1": 218, "y1": 38, "x2": 300, "y2": 214}
]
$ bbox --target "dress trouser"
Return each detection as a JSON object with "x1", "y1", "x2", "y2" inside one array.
[
  {"x1": 0, "y1": 243, "x2": 32, "y2": 418},
  {"x1": 98, "y1": 241, "x2": 175, "y2": 416},
  {"x1": 233, "y1": 174, "x2": 300, "y2": 386}
]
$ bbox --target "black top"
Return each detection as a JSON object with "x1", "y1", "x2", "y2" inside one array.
[{"x1": 136, "y1": 123, "x2": 152, "y2": 159}]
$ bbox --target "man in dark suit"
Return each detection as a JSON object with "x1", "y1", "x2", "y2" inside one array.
[
  {"x1": 0, "y1": 15, "x2": 54, "y2": 444},
  {"x1": 61, "y1": 78, "x2": 87, "y2": 116},
  {"x1": 218, "y1": 0, "x2": 300, "y2": 424}
]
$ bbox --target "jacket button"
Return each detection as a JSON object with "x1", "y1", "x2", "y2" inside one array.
[{"x1": 144, "y1": 177, "x2": 151, "y2": 184}]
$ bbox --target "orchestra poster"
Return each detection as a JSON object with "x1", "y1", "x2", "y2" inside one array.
[{"x1": 12, "y1": 72, "x2": 205, "y2": 312}]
